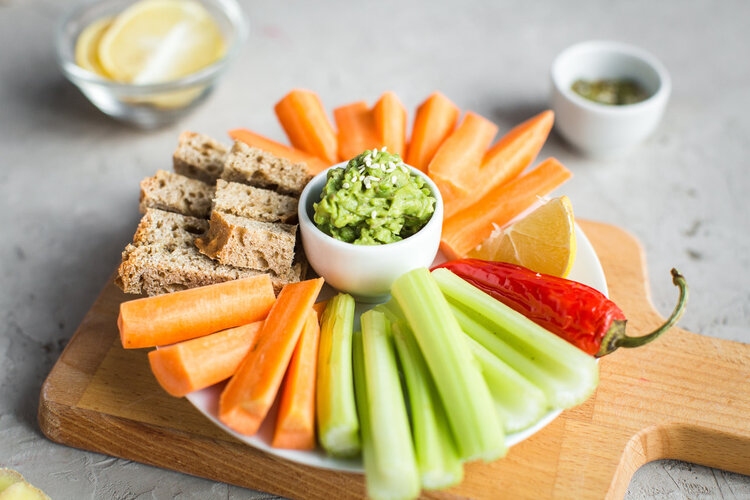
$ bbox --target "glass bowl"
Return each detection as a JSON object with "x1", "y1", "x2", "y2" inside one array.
[{"x1": 55, "y1": 0, "x2": 248, "y2": 128}]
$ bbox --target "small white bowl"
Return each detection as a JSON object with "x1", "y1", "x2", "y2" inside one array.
[
  {"x1": 298, "y1": 163, "x2": 443, "y2": 302},
  {"x1": 550, "y1": 40, "x2": 671, "y2": 157}
]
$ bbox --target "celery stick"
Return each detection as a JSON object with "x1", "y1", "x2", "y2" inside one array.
[
  {"x1": 451, "y1": 304, "x2": 570, "y2": 405},
  {"x1": 316, "y1": 293, "x2": 360, "y2": 457},
  {"x1": 392, "y1": 268, "x2": 506, "y2": 462},
  {"x1": 433, "y1": 268, "x2": 599, "y2": 409},
  {"x1": 353, "y1": 330, "x2": 388, "y2": 499},
  {"x1": 465, "y1": 335, "x2": 549, "y2": 433},
  {"x1": 373, "y1": 299, "x2": 405, "y2": 324},
  {"x1": 392, "y1": 321, "x2": 464, "y2": 489},
  {"x1": 380, "y1": 298, "x2": 408, "y2": 322},
  {"x1": 360, "y1": 310, "x2": 420, "y2": 500}
]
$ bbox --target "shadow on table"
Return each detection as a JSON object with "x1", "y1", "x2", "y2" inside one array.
[
  {"x1": 487, "y1": 100, "x2": 549, "y2": 129},
  {"x1": 487, "y1": 100, "x2": 588, "y2": 160},
  {"x1": 6, "y1": 65, "x2": 144, "y2": 138}
]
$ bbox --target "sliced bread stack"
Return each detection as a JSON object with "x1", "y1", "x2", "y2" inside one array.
[
  {"x1": 116, "y1": 209, "x2": 285, "y2": 295},
  {"x1": 117, "y1": 132, "x2": 312, "y2": 296}
]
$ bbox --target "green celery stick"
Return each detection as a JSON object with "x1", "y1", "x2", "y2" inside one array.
[
  {"x1": 465, "y1": 335, "x2": 549, "y2": 433},
  {"x1": 316, "y1": 293, "x2": 360, "y2": 457},
  {"x1": 392, "y1": 321, "x2": 464, "y2": 489},
  {"x1": 352, "y1": 331, "x2": 389, "y2": 500},
  {"x1": 433, "y1": 268, "x2": 599, "y2": 409},
  {"x1": 360, "y1": 310, "x2": 420, "y2": 499},
  {"x1": 392, "y1": 268, "x2": 506, "y2": 462},
  {"x1": 374, "y1": 298, "x2": 406, "y2": 323},
  {"x1": 451, "y1": 304, "x2": 576, "y2": 407}
]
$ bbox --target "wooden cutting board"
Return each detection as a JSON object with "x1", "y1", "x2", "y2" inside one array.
[{"x1": 38, "y1": 221, "x2": 750, "y2": 500}]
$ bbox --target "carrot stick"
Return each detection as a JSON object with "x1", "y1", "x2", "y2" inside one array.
[
  {"x1": 427, "y1": 111, "x2": 498, "y2": 200},
  {"x1": 373, "y1": 92, "x2": 407, "y2": 157},
  {"x1": 228, "y1": 128, "x2": 330, "y2": 175},
  {"x1": 312, "y1": 300, "x2": 329, "y2": 319},
  {"x1": 272, "y1": 309, "x2": 320, "y2": 449},
  {"x1": 440, "y1": 158, "x2": 573, "y2": 260},
  {"x1": 274, "y1": 90, "x2": 338, "y2": 164},
  {"x1": 443, "y1": 110, "x2": 555, "y2": 218},
  {"x1": 482, "y1": 110, "x2": 554, "y2": 185},
  {"x1": 118, "y1": 275, "x2": 276, "y2": 349},
  {"x1": 148, "y1": 321, "x2": 263, "y2": 397},
  {"x1": 333, "y1": 101, "x2": 380, "y2": 161},
  {"x1": 404, "y1": 92, "x2": 460, "y2": 172},
  {"x1": 219, "y1": 278, "x2": 325, "y2": 436}
]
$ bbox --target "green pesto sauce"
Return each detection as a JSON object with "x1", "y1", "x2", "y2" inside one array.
[
  {"x1": 313, "y1": 149, "x2": 436, "y2": 245},
  {"x1": 572, "y1": 78, "x2": 650, "y2": 105}
]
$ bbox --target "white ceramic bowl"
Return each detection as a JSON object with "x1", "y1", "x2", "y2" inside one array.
[
  {"x1": 298, "y1": 162, "x2": 443, "y2": 302},
  {"x1": 550, "y1": 40, "x2": 671, "y2": 156}
]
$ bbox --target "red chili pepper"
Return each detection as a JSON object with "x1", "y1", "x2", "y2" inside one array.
[{"x1": 432, "y1": 259, "x2": 688, "y2": 357}]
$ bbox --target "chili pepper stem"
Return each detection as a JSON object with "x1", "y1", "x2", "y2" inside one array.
[{"x1": 597, "y1": 269, "x2": 688, "y2": 357}]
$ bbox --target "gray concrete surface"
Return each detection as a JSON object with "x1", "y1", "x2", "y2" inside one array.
[{"x1": 1, "y1": 0, "x2": 748, "y2": 498}]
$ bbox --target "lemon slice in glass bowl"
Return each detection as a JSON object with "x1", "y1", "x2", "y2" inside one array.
[
  {"x1": 97, "y1": 0, "x2": 226, "y2": 84},
  {"x1": 470, "y1": 196, "x2": 577, "y2": 278},
  {"x1": 74, "y1": 16, "x2": 113, "y2": 77}
]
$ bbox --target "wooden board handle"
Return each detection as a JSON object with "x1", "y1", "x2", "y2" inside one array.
[{"x1": 571, "y1": 221, "x2": 750, "y2": 499}]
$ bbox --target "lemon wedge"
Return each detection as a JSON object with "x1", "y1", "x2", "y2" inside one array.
[
  {"x1": 470, "y1": 196, "x2": 577, "y2": 278},
  {"x1": 74, "y1": 17, "x2": 113, "y2": 77},
  {"x1": 97, "y1": 0, "x2": 225, "y2": 84}
]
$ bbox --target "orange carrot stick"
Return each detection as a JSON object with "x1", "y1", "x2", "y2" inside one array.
[
  {"x1": 333, "y1": 101, "x2": 380, "y2": 161},
  {"x1": 272, "y1": 309, "x2": 320, "y2": 449},
  {"x1": 404, "y1": 92, "x2": 460, "y2": 172},
  {"x1": 118, "y1": 275, "x2": 276, "y2": 349},
  {"x1": 228, "y1": 128, "x2": 330, "y2": 175},
  {"x1": 427, "y1": 111, "x2": 498, "y2": 200},
  {"x1": 443, "y1": 110, "x2": 555, "y2": 218},
  {"x1": 440, "y1": 158, "x2": 573, "y2": 260},
  {"x1": 312, "y1": 300, "x2": 329, "y2": 319},
  {"x1": 219, "y1": 278, "x2": 325, "y2": 436},
  {"x1": 373, "y1": 91, "x2": 407, "y2": 157},
  {"x1": 274, "y1": 90, "x2": 338, "y2": 164},
  {"x1": 148, "y1": 321, "x2": 263, "y2": 397}
]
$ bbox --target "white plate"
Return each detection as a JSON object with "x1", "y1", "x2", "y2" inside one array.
[{"x1": 185, "y1": 223, "x2": 607, "y2": 473}]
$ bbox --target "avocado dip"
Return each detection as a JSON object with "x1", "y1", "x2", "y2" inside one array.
[
  {"x1": 313, "y1": 149, "x2": 436, "y2": 245},
  {"x1": 571, "y1": 78, "x2": 649, "y2": 105}
]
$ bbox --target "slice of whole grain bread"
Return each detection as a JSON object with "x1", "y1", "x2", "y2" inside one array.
[
  {"x1": 139, "y1": 170, "x2": 215, "y2": 218},
  {"x1": 195, "y1": 211, "x2": 297, "y2": 275},
  {"x1": 116, "y1": 209, "x2": 298, "y2": 295},
  {"x1": 173, "y1": 131, "x2": 228, "y2": 183},
  {"x1": 221, "y1": 141, "x2": 311, "y2": 196},
  {"x1": 213, "y1": 179, "x2": 298, "y2": 223}
]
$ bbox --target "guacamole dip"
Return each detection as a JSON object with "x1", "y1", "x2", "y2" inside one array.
[
  {"x1": 313, "y1": 149, "x2": 436, "y2": 245},
  {"x1": 571, "y1": 78, "x2": 649, "y2": 105}
]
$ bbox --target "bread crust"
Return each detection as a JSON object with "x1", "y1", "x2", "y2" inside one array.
[
  {"x1": 195, "y1": 211, "x2": 297, "y2": 275},
  {"x1": 213, "y1": 179, "x2": 298, "y2": 223},
  {"x1": 139, "y1": 170, "x2": 215, "y2": 218},
  {"x1": 221, "y1": 141, "x2": 311, "y2": 196},
  {"x1": 173, "y1": 131, "x2": 228, "y2": 183},
  {"x1": 116, "y1": 209, "x2": 297, "y2": 296}
]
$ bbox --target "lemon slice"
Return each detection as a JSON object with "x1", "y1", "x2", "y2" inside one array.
[
  {"x1": 98, "y1": 0, "x2": 225, "y2": 84},
  {"x1": 470, "y1": 196, "x2": 577, "y2": 278},
  {"x1": 74, "y1": 17, "x2": 113, "y2": 77}
]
